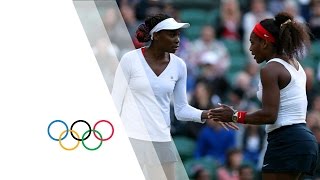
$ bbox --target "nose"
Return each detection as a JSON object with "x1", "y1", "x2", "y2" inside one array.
[
  {"x1": 175, "y1": 36, "x2": 180, "y2": 43},
  {"x1": 174, "y1": 36, "x2": 180, "y2": 45}
]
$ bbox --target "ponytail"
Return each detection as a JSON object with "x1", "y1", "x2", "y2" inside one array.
[
  {"x1": 135, "y1": 14, "x2": 170, "y2": 43},
  {"x1": 260, "y1": 12, "x2": 311, "y2": 59},
  {"x1": 136, "y1": 24, "x2": 151, "y2": 42}
]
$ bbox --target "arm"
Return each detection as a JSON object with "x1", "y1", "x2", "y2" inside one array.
[
  {"x1": 111, "y1": 56, "x2": 130, "y2": 115},
  {"x1": 243, "y1": 64, "x2": 280, "y2": 124},
  {"x1": 173, "y1": 60, "x2": 239, "y2": 130},
  {"x1": 173, "y1": 61, "x2": 207, "y2": 122},
  {"x1": 209, "y1": 63, "x2": 280, "y2": 125}
]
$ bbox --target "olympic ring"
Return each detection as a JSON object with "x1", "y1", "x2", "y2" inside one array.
[
  {"x1": 93, "y1": 120, "x2": 114, "y2": 141},
  {"x1": 59, "y1": 130, "x2": 80, "y2": 151},
  {"x1": 48, "y1": 120, "x2": 69, "y2": 141},
  {"x1": 48, "y1": 120, "x2": 114, "y2": 151},
  {"x1": 82, "y1": 129, "x2": 103, "y2": 151},
  {"x1": 71, "y1": 120, "x2": 91, "y2": 141}
]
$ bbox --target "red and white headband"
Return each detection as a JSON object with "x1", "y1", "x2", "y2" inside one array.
[{"x1": 253, "y1": 23, "x2": 275, "y2": 43}]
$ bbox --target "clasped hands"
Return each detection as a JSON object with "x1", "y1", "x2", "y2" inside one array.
[{"x1": 207, "y1": 103, "x2": 239, "y2": 130}]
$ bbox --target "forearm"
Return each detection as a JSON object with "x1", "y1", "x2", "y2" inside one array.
[
  {"x1": 175, "y1": 105, "x2": 204, "y2": 122},
  {"x1": 242, "y1": 109, "x2": 277, "y2": 125}
]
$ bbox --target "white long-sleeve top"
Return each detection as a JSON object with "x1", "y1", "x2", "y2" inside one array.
[{"x1": 111, "y1": 48, "x2": 204, "y2": 142}]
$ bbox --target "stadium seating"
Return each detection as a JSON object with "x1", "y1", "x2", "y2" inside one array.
[
  {"x1": 183, "y1": 156, "x2": 218, "y2": 180},
  {"x1": 178, "y1": 8, "x2": 220, "y2": 40},
  {"x1": 173, "y1": 136, "x2": 196, "y2": 161},
  {"x1": 172, "y1": 0, "x2": 217, "y2": 9}
]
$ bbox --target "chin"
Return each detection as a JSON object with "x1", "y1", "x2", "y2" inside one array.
[
  {"x1": 255, "y1": 58, "x2": 263, "y2": 64},
  {"x1": 169, "y1": 49, "x2": 177, "y2": 53}
]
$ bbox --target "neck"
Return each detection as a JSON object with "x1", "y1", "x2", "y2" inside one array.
[
  {"x1": 267, "y1": 53, "x2": 289, "y2": 62},
  {"x1": 147, "y1": 44, "x2": 166, "y2": 61}
]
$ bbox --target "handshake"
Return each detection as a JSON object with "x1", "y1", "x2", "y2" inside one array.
[{"x1": 205, "y1": 103, "x2": 241, "y2": 130}]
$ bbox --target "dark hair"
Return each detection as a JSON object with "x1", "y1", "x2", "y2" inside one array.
[
  {"x1": 231, "y1": 87, "x2": 244, "y2": 99},
  {"x1": 239, "y1": 164, "x2": 254, "y2": 174},
  {"x1": 260, "y1": 12, "x2": 311, "y2": 59},
  {"x1": 191, "y1": 164, "x2": 208, "y2": 179},
  {"x1": 135, "y1": 14, "x2": 170, "y2": 42},
  {"x1": 193, "y1": 167, "x2": 206, "y2": 179},
  {"x1": 239, "y1": 164, "x2": 252, "y2": 170}
]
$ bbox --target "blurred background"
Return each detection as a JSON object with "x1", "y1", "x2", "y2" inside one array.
[{"x1": 86, "y1": 0, "x2": 320, "y2": 179}]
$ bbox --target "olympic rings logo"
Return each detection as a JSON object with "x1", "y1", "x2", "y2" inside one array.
[{"x1": 47, "y1": 120, "x2": 114, "y2": 151}]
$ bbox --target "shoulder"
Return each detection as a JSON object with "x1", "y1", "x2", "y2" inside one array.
[
  {"x1": 121, "y1": 49, "x2": 141, "y2": 60},
  {"x1": 260, "y1": 63, "x2": 279, "y2": 78},
  {"x1": 263, "y1": 58, "x2": 286, "y2": 72},
  {"x1": 260, "y1": 60, "x2": 284, "y2": 84},
  {"x1": 170, "y1": 53, "x2": 187, "y2": 68},
  {"x1": 217, "y1": 167, "x2": 228, "y2": 174},
  {"x1": 119, "y1": 49, "x2": 142, "y2": 65},
  {"x1": 265, "y1": 58, "x2": 292, "y2": 73},
  {"x1": 118, "y1": 49, "x2": 143, "y2": 73}
]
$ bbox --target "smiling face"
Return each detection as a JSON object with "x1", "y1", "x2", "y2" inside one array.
[
  {"x1": 154, "y1": 29, "x2": 180, "y2": 53},
  {"x1": 249, "y1": 32, "x2": 268, "y2": 64}
]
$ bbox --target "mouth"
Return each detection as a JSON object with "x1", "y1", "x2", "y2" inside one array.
[{"x1": 173, "y1": 46, "x2": 179, "y2": 50}]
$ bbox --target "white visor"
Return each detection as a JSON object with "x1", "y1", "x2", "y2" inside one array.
[{"x1": 149, "y1": 18, "x2": 190, "y2": 39}]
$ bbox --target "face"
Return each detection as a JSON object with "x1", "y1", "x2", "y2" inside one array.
[
  {"x1": 195, "y1": 82, "x2": 210, "y2": 99},
  {"x1": 201, "y1": 26, "x2": 214, "y2": 43},
  {"x1": 252, "y1": 0, "x2": 265, "y2": 14},
  {"x1": 239, "y1": 167, "x2": 254, "y2": 180},
  {"x1": 230, "y1": 152, "x2": 243, "y2": 167},
  {"x1": 195, "y1": 169, "x2": 210, "y2": 180},
  {"x1": 249, "y1": 32, "x2": 267, "y2": 64},
  {"x1": 154, "y1": 29, "x2": 180, "y2": 53}
]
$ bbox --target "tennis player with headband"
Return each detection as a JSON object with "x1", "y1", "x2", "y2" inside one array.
[
  {"x1": 112, "y1": 14, "x2": 237, "y2": 180},
  {"x1": 209, "y1": 12, "x2": 319, "y2": 180}
]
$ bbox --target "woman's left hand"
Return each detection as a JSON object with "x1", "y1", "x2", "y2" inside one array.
[{"x1": 208, "y1": 104, "x2": 235, "y2": 122}]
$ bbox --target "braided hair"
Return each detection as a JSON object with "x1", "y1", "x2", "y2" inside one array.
[{"x1": 135, "y1": 14, "x2": 170, "y2": 42}]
